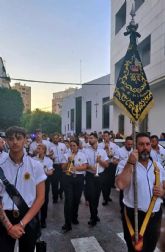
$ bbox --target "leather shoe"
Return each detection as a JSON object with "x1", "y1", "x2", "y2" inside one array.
[
  {"x1": 108, "y1": 197, "x2": 112, "y2": 202},
  {"x1": 61, "y1": 224, "x2": 72, "y2": 233},
  {"x1": 102, "y1": 201, "x2": 108, "y2": 206},
  {"x1": 41, "y1": 221, "x2": 47, "y2": 228},
  {"x1": 88, "y1": 220, "x2": 96, "y2": 226},
  {"x1": 72, "y1": 219, "x2": 79, "y2": 225}
]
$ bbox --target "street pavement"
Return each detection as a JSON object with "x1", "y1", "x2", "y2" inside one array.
[{"x1": 39, "y1": 189, "x2": 164, "y2": 252}]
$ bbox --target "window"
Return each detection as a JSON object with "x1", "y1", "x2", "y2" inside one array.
[
  {"x1": 86, "y1": 101, "x2": 92, "y2": 129},
  {"x1": 138, "y1": 35, "x2": 151, "y2": 67},
  {"x1": 135, "y1": 0, "x2": 144, "y2": 12},
  {"x1": 68, "y1": 124, "x2": 69, "y2": 131},
  {"x1": 75, "y1": 96, "x2": 82, "y2": 134},
  {"x1": 102, "y1": 97, "x2": 109, "y2": 129},
  {"x1": 70, "y1": 108, "x2": 74, "y2": 131},
  {"x1": 115, "y1": 1, "x2": 126, "y2": 34},
  {"x1": 139, "y1": 114, "x2": 148, "y2": 132},
  {"x1": 115, "y1": 57, "x2": 124, "y2": 84},
  {"x1": 118, "y1": 114, "x2": 124, "y2": 135}
]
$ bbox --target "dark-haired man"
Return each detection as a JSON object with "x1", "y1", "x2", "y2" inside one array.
[
  {"x1": 115, "y1": 136, "x2": 133, "y2": 214},
  {"x1": 0, "y1": 137, "x2": 8, "y2": 164},
  {"x1": 85, "y1": 132, "x2": 109, "y2": 226},
  {"x1": 150, "y1": 135, "x2": 165, "y2": 169},
  {"x1": 150, "y1": 134, "x2": 165, "y2": 206},
  {"x1": 29, "y1": 129, "x2": 51, "y2": 157},
  {"x1": 99, "y1": 130, "x2": 119, "y2": 205},
  {"x1": 0, "y1": 126, "x2": 46, "y2": 252},
  {"x1": 116, "y1": 133, "x2": 165, "y2": 252}
]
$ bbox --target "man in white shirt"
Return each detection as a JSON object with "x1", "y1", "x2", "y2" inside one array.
[
  {"x1": 0, "y1": 137, "x2": 8, "y2": 164},
  {"x1": 99, "y1": 131, "x2": 119, "y2": 205},
  {"x1": 33, "y1": 143, "x2": 54, "y2": 228},
  {"x1": 85, "y1": 132, "x2": 109, "y2": 226},
  {"x1": 115, "y1": 136, "x2": 133, "y2": 161},
  {"x1": 29, "y1": 129, "x2": 51, "y2": 156},
  {"x1": 116, "y1": 132, "x2": 165, "y2": 252},
  {"x1": 115, "y1": 136, "x2": 133, "y2": 213},
  {"x1": 150, "y1": 135, "x2": 165, "y2": 169},
  {"x1": 0, "y1": 126, "x2": 46, "y2": 252},
  {"x1": 150, "y1": 134, "x2": 165, "y2": 206},
  {"x1": 49, "y1": 134, "x2": 67, "y2": 203}
]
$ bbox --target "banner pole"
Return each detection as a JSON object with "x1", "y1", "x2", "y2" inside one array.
[{"x1": 132, "y1": 122, "x2": 138, "y2": 243}]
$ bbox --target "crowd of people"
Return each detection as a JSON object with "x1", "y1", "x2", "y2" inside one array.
[{"x1": 0, "y1": 127, "x2": 165, "y2": 251}]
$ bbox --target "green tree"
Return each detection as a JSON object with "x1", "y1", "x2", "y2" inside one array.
[
  {"x1": 0, "y1": 87, "x2": 24, "y2": 130},
  {"x1": 21, "y1": 109, "x2": 61, "y2": 134}
]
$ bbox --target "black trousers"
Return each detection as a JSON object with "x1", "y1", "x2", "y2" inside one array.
[
  {"x1": 63, "y1": 174, "x2": 84, "y2": 227},
  {"x1": 41, "y1": 177, "x2": 51, "y2": 222},
  {"x1": 122, "y1": 206, "x2": 162, "y2": 252},
  {"x1": 0, "y1": 211, "x2": 38, "y2": 252},
  {"x1": 101, "y1": 163, "x2": 117, "y2": 202},
  {"x1": 86, "y1": 172, "x2": 103, "y2": 221},
  {"x1": 101, "y1": 165, "x2": 111, "y2": 202},
  {"x1": 50, "y1": 164, "x2": 63, "y2": 201},
  {"x1": 83, "y1": 175, "x2": 89, "y2": 202},
  {"x1": 119, "y1": 190, "x2": 124, "y2": 214}
]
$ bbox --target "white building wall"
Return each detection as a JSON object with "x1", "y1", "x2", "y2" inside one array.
[
  {"x1": 62, "y1": 94, "x2": 75, "y2": 136},
  {"x1": 149, "y1": 84, "x2": 165, "y2": 136},
  {"x1": 61, "y1": 75, "x2": 110, "y2": 135},
  {"x1": 110, "y1": 0, "x2": 165, "y2": 136},
  {"x1": 0, "y1": 57, "x2": 10, "y2": 88}
]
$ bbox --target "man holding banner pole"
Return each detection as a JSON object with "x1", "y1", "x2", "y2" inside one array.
[
  {"x1": 113, "y1": 2, "x2": 164, "y2": 251},
  {"x1": 116, "y1": 133, "x2": 165, "y2": 251}
]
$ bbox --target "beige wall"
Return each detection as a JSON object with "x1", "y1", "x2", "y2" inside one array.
[{"x1": 12, "y1": 83, "x2": 31, "y2": 112}]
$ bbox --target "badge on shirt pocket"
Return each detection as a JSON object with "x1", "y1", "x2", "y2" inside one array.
[{"x1": 24, "y1": 172, "x2": 31, "y2": 181}]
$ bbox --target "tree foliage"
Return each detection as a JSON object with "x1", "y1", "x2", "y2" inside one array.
[
  {"x1": 0, "y1": 87, "x2": 24, "y2": 130},
  {"x1": 21, "y1": 109, "x2": 61, "y2": 134}
]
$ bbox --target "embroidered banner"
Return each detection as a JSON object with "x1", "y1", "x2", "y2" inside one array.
[{"x1": 113, "y1": 37, "x2": 154, "y2": 122}]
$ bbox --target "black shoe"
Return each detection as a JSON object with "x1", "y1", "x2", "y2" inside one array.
[
  {"x1": 59, "y1": 193, "x2": 63, "y2": 200},
  {"x1": 88, "y1": 220, "x2": 97, "y2": 227},
  {"x1": 72, "y1": 219, "x2": 79, "y2": 225},
  {"x1": 102, "y1": 201, "x2": 108, "y2": 206},
  {"x1": 41, "y1": 221, "x2": 47, "y2": 228},
  {"x1": 108, "y1": 197, "x2": 112, "y2": 202},
  {"x1": 96, "y1": 216, "x2": 100, "y2": 222},
  {"x1": 61, "y1": 224, "x2": 72, "y2": 233}
]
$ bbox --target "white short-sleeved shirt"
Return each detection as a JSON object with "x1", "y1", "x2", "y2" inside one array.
[
  {"x1": 114, "y1": 146, "x2": 133, "y2": 161},
  {"x1": 0, "y1": 151, "x2": 8, "y2": 165},
  {"x1": 62, "y1": 150, "x2": 87, "y2": 175},
  {"x1": 99, "y1": 141, "x2": 119, "y2": 162},
  {"x1": 50, "y1": 142, "x2": 67, "y2": 164},
  {"x1": 33, "y1": 156, "x2": 53, "y2": 172},
  {"x1": 29, "y1": 140, "x2": 52, "y2": 155},
  {"x1": 150, "y1": 145, "x2": 165, "y2": 169},
  {"x1": 116, "y1": 159, "x2": 165, "y2": 212},
  {"x1": 84, "y1": 146, "x2": 109, "y2": 174},
  {"x1": 0, "y1": 155, "x2": 47, "y2": 210}
]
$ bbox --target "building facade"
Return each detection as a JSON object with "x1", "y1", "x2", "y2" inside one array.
[
  {"x1": 110, "y1": 0, "x2": 165, "y2": 136},
  {"x1": 52, "y1": 88, "x2": 77, "y2": 115},
  {"x1": 0, "y1": 57, "x2": 10, "y2": 88},
  {"x1": 12, "y1": 83, "x2": 31, "y2": 112},
  {"x1": 61, "y1": 74, "x2": 110, "y2": 136}
]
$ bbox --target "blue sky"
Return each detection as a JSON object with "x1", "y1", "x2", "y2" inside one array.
[{"x1": 0, "y1": 0, "x2": 111, "y2": 110}]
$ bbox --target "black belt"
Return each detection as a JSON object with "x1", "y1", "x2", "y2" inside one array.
[
  {"x1": 125, "y1": 205, "x2": 161, "y2": 218},
  {"x1": 86, "y1": 171, "x2": 104, "y2": 176},
  {"x1": 71, "y1": 173, "x2": 84, "y2": 176}
]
